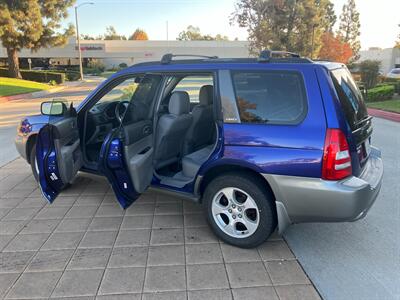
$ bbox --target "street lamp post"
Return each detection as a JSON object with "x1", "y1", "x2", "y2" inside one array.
[{"x1": 74, "y1": 2, "x2": 94, "y2": 81}]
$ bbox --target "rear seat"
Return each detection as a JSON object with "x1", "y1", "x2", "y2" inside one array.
[{"x1": 182, "y1": 145, "x2": 214, "y2": 178}]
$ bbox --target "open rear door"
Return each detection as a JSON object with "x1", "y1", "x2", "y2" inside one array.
[
  {"x1": 98, "y1": 74, "x2": 162, "y2": 209},
  {"x1": 36, "y1": 101, "x2": 83, "y2": 203}
]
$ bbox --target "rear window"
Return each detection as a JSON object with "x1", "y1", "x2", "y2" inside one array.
[
  {"x1": 331, "y1": 68, "x2": 368, "y2": 130},
  {"x1": 231, "y1": 71, "x2": 307, "y2": 124}
]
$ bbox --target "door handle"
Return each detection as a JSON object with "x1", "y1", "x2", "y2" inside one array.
[{"x1": 143, "y1": 125, "x2": 152, "y2": 135}]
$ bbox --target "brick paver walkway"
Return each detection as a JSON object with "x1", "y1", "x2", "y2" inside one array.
[{"x1": 0, "y1": 158, "x2": 320, "y2": 299}]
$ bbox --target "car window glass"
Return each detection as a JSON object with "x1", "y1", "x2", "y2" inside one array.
[
  {"x1": 93, "y1": 77, "x2": 138, "y2": 109},
  {"x1": 172, "y1": 75, "x2": 213, "y2": 104},
  {"x1": 331, "y1": 68, "x2": 368, "y2": 130},
  {"x1": 121, "y1": 75, "x2": 162, "y2": 125},
  {"x1": 231, "y1": 71, "x2": 307, "y2": 124}
]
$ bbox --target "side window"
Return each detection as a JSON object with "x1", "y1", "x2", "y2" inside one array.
[
  {"x1": 121, "y1": 75, "x2": 162, "y2": 125},
  {"x1": 94, "y1": 77, "x2": 139, "y2": 107},
  {"x1": 172, "y1": 75, "x2": 213, "y2": 105},
  {"x1": 231, "y1": 71, "x2": 307, "y2": 124}
]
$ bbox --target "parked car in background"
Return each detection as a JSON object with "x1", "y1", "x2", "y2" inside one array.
[
  {"x1": 386, "y1": 68, "x2": 400, "y2": 79},
  {"x1": 15, "y1": 51, "x2": 384, "y2": 248}
]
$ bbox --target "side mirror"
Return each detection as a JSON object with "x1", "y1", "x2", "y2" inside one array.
[{"x1": 41, "y1": 101, "x2": 67, "y2": 116}]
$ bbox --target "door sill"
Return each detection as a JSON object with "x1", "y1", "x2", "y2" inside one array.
[{"x1": 149, "y1": 186, "x2": 200, "y2": 202}]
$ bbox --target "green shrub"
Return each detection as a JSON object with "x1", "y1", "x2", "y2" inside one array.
[
  {"x1": 383, "y1": 78, "x2": 400, "y2": 94},
  {"x1": 118, "y1": 63, "x2": 128, "y2": 69},
  {"x1": 0, "y1": 68, "x2": 65, "y2": 84},
  {"x1": 359, "y1": 60, "x2": 381, "y2": 89},
  {"x1": 64, "y1": 71, "x2": 80, "y2": 81},
  {"x1": 85, "y1": 60, "x2": 105, "y2": 74},
  {"x1": 48, "y1": 70, "x2": 80, "y2": 81},
  {"x1": 366, "y1": 85, "x2": 395, "y2": 102}
]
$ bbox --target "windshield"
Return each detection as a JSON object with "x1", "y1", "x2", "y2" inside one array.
[{"x1": 331, "y1": 68, "x2": 369, "y2": 131}]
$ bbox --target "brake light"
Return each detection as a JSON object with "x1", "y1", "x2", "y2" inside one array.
[{"x1": 322, "y1": 129, "x2": 352, "y2": 180}]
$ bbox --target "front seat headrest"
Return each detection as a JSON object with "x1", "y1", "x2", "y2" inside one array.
[
  {"x1": 199, "y1": 85, "x2": 213, "y2": 106},
  {"x1": 169, "y1": 91, "x2": 190, "y2": 116}
]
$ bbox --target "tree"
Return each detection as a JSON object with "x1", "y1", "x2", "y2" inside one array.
[
  {"x1": 103, "y1": 26, "x2": 126, "y2": 40},
  {"x1": 324, "y1": 2, "x2": 337, "y2": 33},
  {"x1": 81, "y1": 34, "x2": 95, "y2": 40},
  {"x1": 395, "y1": 24, "x2": 400, "y2": 49},
  {"x1": 359, "y1": 60, "x2": 381, "y2": 89},
  {"x1": 129, "y1": 28, "x2": 149, "y2": 40},
  {"x1": 231, "y1": 0, "x2": 334, "y2": 57},
  {"x1": 177, "y1": 26, "x2": 203, "y2": 40},
  {"x1": 337, "y1": 0, "x2": 360, "y2": 60},
  {"x1": 0, "y1": 0, "x2": 75, "y2": 78},
  {"x1": 177, "y1": 25, "x2": 229, "y2": 41},
  {"x1": 318, "y1": 32, "x2": 352, "y2": 64}
]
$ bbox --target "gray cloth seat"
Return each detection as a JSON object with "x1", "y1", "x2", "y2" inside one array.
[
  {"x1": 184, "y1": 85, "x2": 214, "y2": 154},
  {"x1": 182, "y1": 145, "x2": 214, "y2": 178},
  {"x1": 154, "y1": 91, "x2": 193, "y2": 169}
]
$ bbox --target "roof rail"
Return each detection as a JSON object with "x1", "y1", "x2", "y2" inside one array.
[
  {"x1": 161, "y1": 53, "x2": 218, "y2": 64},
  {"x1": 258, "y1": 50, "x2": 301, "y2": 62}
]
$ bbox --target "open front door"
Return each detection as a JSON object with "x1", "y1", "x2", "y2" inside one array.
[
  {"x1": 36, "y1": 101, "x2": 83, "y2": 203},
  {"x1": 98, "y1": 74, "x2": 162, "y2": 209}
]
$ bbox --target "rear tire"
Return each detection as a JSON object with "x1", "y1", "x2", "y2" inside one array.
[
  {"x1": 203, "y1": 173, "x2": 277, "y2": 248},
  {"x1": 29, "y1": 143, "x2": 39, "y2": 182}
]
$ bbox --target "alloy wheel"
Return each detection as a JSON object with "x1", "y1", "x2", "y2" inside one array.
[{"x1": 211, "y1": 187, "x2": 260, "y2": 238}]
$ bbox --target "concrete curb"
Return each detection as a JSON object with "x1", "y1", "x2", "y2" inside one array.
[
  {"x1": 368, "y1": 108, "x2": 400, "y2": 123},
  {"x1": 0, "y1": 85, "x2": 66, "y2": 102}
]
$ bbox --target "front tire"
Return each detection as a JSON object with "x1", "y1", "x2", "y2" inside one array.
[
  {"x1": 29, "y1": 143, "x2": 39, "y2": 182},
  {"x1": 203, "y1": 173, "x2": 277, "y2": 248}
]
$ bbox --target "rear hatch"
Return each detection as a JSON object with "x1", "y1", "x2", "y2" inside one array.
[{"x1": 330, "y1": 67, "x2": 372, "y2": 173}]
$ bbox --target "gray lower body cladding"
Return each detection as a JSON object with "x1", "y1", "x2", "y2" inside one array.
[{"x1": 263, "y1": 147, "x2": 383, "y2": 233}]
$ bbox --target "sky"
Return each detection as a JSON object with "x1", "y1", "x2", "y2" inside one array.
[{"x1": 63, "y1": 0, "x2": 400, "y2": 50}]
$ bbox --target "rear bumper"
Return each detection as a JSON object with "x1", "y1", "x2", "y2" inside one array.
[{"x1": 263, "y1": 147, "x2": 383, "y2": 233}]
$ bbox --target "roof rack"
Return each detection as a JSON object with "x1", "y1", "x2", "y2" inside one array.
[
  {"x1": 161, "y1": 53, "x2": 218, "y2": 64},
  {"x1": 258, "y1": 50, "x2": 302, "y2": 62}
]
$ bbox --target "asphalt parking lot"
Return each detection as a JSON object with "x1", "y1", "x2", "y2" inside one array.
[{"x1": 0, "y1": 158, "x2": 320, "y2": 299}]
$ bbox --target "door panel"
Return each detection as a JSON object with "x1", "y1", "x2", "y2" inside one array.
[
  {"x1": 98, "y1": 74, "x2": 162, "y2": 209},
  {"x1": 123, "y1": 121, "x2": 154, "y2": 193},
  {"x1": 37, "y1": 116, "x2": 83, "y2": 203},
  {"x1": 99, "y1": 131, "x2": 141, "y2": 209},
  {"x1": 99, "y1": 121, "x2": 154, "y2": 209}
]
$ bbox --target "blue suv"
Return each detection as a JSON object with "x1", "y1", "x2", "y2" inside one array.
[{"x1": 15, "y1": 51, "x2": 384, "y2": 248}]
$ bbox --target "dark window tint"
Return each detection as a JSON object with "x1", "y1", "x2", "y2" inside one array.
[
  {"x1": 231, "y1": 71, "x2": 307, "y2": 124},
  {"x1": 331, "y1": 68, "x2": 368, "y2": 130},
  {"x1": 122, "y1": 74, "x2": 162, "y2": 125}
]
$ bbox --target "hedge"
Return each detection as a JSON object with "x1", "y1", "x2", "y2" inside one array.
[
  {"x1": 53, "y1": 70, "x2": 80, "y2": 81},
  {"x1": 0, "y1": 68, "x2": 65, "y2": 84},
  {"x1": 366, "y1": 85, "x2": 395, "y2": 102},
  {"x1": 382, "y1": 78, "x2": 400, "y2": 94}
]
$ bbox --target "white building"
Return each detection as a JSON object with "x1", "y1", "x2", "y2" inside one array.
[
  {"x1": 358, "y1": 47, "x2": 400, "y2": 75},
  {"x1": 0, "y1": 38, "x2": 251, "y2": 69}
]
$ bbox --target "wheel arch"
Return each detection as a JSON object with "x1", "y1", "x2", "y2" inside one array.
[{"x1": 198, "y1": 163, "x2": 277, "y2": 206}]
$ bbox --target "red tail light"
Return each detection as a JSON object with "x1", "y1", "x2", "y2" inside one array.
[{"x1": 322, "y1": 129, "x2": 352, "y2": 180}]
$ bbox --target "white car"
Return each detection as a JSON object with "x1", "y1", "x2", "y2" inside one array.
[{"x1": 386, "y1": 68, "x2": 400, "y2": 79}]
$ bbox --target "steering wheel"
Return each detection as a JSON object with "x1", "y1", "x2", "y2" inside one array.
[{"x1": 115, "y1": 101, "x2": 130, "y2": 123}]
